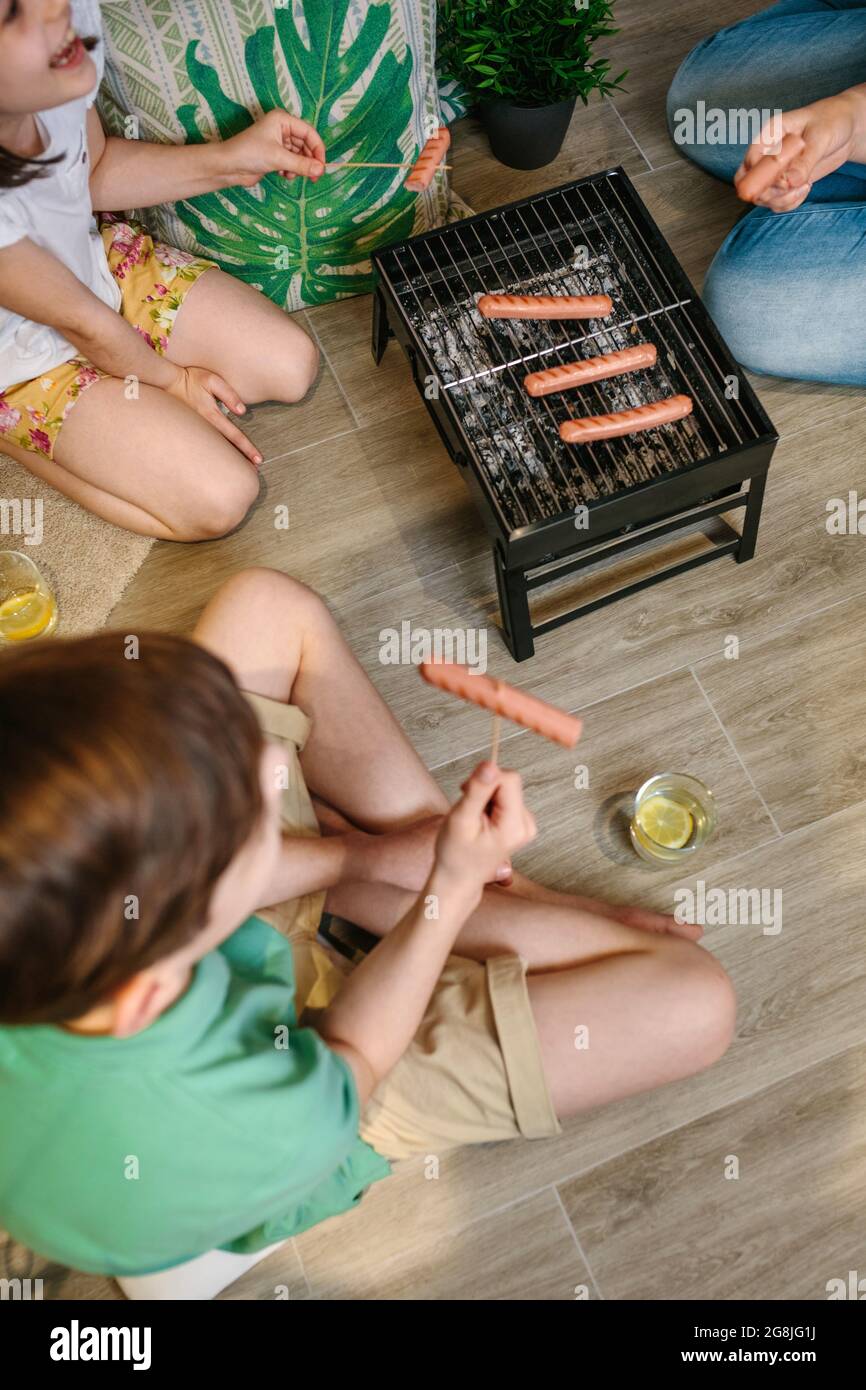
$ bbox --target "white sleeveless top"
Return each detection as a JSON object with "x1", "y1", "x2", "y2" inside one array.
[{"x1": 0, "y1": 0, "x2": 121, "y2": 393}]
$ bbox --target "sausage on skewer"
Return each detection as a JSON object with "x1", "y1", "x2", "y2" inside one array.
[
  {"x1": 524, "y1": 343, "x2": 657, "y2": 397},
  {"x1": 419, "y1": 661, "x2": 582, "y2": 748},
  {"x1": 404, "y1": 127, "x2": 451, "y2": 190}
]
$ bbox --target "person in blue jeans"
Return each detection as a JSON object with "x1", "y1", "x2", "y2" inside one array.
[{"x1": 667, "y1": 0, "x2": 866, "y2": 384}]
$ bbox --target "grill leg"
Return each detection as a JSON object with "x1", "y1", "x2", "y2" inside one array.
[
  {"x1": 495, "y1": 552, "x2": 534, "y2": 662},
  {"x1": 371, "y1": 287, "x2": 391, "y2": 365},
  {"x1": 736, "y1": 470, "x2": 767, "y2": 564}
]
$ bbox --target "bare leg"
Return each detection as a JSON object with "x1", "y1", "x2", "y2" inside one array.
[
  {"x1": 4, "y1": 377, "x2": 259, "y2": 540},
  {"x1": 193, "y1": 568, "x2": 447, "y2": 829},
  {"x1": 526, "y1": 937, "x2": 735, "y2": 1117},
  {"x1": 325, "y1": 878, "x2": 698, "y2": 968},
  {"x1": 316, "y1": 791, "x2": 696, "y2": 939},
  {"x1": 324, "y1": 878, "x2": 736, "y2": 1118},
  {"x1": 165, "y1": 268, "x2": 320, "y2": 404}
]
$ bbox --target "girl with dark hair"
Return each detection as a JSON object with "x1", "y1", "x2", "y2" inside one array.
[{"x1": 0, "y1": 1, "x2": 327, "y2": 540}]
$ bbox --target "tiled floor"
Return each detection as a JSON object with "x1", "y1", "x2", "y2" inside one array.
[{"x1": 9, "y1": 1, "x2": 865, "y2": 1300}]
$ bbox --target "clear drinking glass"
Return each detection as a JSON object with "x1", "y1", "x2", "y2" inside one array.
[
  {"x1": 629, "y1": 772, "x2": 717, "y2": 865},
  {"x1": 0, "y1": 550, "x2": 58, "y2": 645}
]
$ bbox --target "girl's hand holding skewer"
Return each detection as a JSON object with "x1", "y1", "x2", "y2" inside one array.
[{"x1": 220, "y1": 109, "x2": 326, "y2": 186}]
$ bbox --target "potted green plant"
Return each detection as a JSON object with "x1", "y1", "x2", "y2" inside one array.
[{"x1": 437, "y1": 0, "x2": 626, "y2": 170}]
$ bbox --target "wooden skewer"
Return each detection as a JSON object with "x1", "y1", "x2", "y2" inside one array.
[
  {"x1": 488, "y1": 712, "x2": 505, "y2": 883},
  {"x1": 489, "y1": 712, "x2": 501, "y2": 767},
  {"x1": 325, "y1": 160, "x2": 452, "y2": 170}
]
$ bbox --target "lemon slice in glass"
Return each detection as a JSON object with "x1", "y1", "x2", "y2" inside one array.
[
  {"x1": 0, "y1": 587, "x2": 55, "y2": 641},
  {"x1": 634, "y1": 794, "x2": 694, "y2": 850}
]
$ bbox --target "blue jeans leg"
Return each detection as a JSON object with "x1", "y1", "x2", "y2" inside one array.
[
  {"x1": 667, "y1": 0, "x2": 866, "y2": 184},
  {"x1": 703, "y1": 200, "x2": 866, "y2": 383},
  {"x1": 667, "y1": 1, "x2": 866, "y2": 382}
]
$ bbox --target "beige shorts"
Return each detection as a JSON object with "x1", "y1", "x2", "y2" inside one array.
[{"x1": 243, "y1": 688, "x2": 562, "y2": 1161}]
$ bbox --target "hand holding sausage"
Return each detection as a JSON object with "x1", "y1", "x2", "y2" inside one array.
[
  {"x1": 222, "y1": 109, "x2": 326, "y2": 184},
  {"x1": 434, "y1": 763, "x2": 537, "y2": 894},
  {"x1": 735, "y1": 89, "x2": 866, "y2": 211}
]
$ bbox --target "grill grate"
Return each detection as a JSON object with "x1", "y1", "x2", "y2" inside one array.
[
  {"x1": 371, "y1": 167, "x2": 777, "y2": 660},
  {"x1": 377, "y1": 173, "x2": 761, "y2": 532}
]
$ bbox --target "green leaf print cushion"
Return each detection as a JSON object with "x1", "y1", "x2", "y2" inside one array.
[{"x1": 97, "y1": 0, "x2": 471, "y2": 310}]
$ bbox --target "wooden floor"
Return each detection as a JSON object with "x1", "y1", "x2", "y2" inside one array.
[{"x1": 17, "y1": 0, "x2": 866, "y2": 1299}]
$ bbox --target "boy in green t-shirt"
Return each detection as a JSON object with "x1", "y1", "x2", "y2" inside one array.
[{"x1": 0, "y1": 568, "x2": 736, "y2": 1279}]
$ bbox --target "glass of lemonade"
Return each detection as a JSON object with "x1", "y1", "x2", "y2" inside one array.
[
  {"x1": 629, "y1": 772, "x2": 717, "y2": 865},
  {"x1": 0, "y1": 551, "x2": 58, "y2": 645}
]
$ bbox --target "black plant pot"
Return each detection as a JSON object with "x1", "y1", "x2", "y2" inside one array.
[{"x1": 479, "y1": 96, "x2": 577, "y2": 170}]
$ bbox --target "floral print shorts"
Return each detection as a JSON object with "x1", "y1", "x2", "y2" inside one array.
[{"x1": 0, "y1": 215, "x2": 217, "y2": 462}]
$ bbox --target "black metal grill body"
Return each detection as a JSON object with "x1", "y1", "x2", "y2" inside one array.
[{"x1": 371, "y1": 167, "x2": 778, "y2": 660}]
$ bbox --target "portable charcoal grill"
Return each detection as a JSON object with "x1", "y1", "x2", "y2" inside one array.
[{"x1": 370, "y1": 166, "x2": 778, "y2": 661}]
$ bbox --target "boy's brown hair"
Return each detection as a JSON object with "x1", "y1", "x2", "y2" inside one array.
[{"x1": 0, "y1": 633, "x2": 264, "y2": 1026}]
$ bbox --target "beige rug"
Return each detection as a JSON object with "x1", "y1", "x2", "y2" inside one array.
[{"x1": 0, "y1": 452, "x2": 153, "y2": 637}]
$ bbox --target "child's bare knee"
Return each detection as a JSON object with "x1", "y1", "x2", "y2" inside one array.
[
  {"x1": 172, "y1": 468, "x2": 259, "y2": 541},
  {"x1": 284, "y1": 337, "x2": 320, "y2": 401},
  {"x1": 675, "y1": 948, "x2": 737, "y2": 1069},
  {"x1": 215, "y1": 567, "x2": 329, "y2": 625}
]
